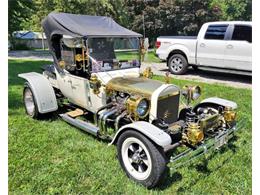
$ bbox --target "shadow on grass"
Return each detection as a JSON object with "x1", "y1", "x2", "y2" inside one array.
[
  {"x1": 155, "y1": 137, "x2": 239, "y2": 191},
  {"x1": 176, "y1": 155, "x2": 233, "y2": 193},
  {"x1": 8, "y1": 89, "x2": 24, "y2": 109},
  {"x1": 155, "y1": 170, "x2": 183, "y2": 190}
]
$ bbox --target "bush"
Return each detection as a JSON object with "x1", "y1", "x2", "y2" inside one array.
[{"x1": 12, "y1": 41, "x2": 30, "y2": 50}]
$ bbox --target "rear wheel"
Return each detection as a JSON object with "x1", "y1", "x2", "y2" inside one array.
[
  {"x1": 23, "y1": 82, "x2": 40, "y2": 119},
  {"x1": 168, "y1": 54, "x2": 188, "y2": 75},
  {"x1": 117, "y1": 130, "x2": 167, "y2": 188}
]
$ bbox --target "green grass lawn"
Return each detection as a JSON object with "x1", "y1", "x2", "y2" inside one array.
[
  {"x1": 8, "y1": 59, "x2": 251, "y2": 194},
  {"x1": 115, "y1": 50, "x2": 161, "y2": 63},
  {"x1": 144, "y1": 50, "x2": 161, "y2": 63}
]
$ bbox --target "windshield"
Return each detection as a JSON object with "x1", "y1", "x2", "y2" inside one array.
[{"x1": 87, "y1": 37, "x2": 140, "y2": 72}]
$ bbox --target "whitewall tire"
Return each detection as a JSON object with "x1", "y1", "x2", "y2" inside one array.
[{"x1": 117, "y1": 130, "x2": 167, "y2": 188}]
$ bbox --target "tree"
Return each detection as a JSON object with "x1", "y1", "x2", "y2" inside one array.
[
  {"x1": 126, "y1": 0, "x2": 162, "y2": 43},
  {"x1": 23, "y1": 0, "x2": 128, "y2": 32},
  {"x1": 176, "y1": 0, "x2": 221, "y2": 35},
  {"x1": 9, "y1": 0, "x2": 251, "y2": 47},
  {"x1": 211, "y1": 0, "x2": 252, "y2": 21},
  {"x1": 8, "y1": 0, "x2": 33, "y2": 36},
  {"x1": 125, "y1": 0, "x2": 220, "y2": 44}
]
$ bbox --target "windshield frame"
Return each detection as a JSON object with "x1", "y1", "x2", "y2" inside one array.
[{"x1": 86, "y1": 36, "x2": 141, "y2": 73}]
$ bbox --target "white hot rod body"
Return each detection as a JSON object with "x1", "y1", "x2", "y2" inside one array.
[{"x1": 18, "y1": 13, "x2": 240, "y2": 189}]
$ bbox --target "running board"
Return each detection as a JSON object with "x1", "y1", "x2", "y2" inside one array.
[{"x1": 59, "y1": 114, "x2": 99, "y2": 136}]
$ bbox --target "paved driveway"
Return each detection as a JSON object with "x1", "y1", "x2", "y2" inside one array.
[
  {"x1": 9, "y1": 50, "x2": 251, "y2": 89},
  {"x1": 141, "y1": 62, "x2": 251, "y2": 89}
]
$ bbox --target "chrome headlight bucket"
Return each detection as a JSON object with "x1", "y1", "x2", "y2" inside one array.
[
  {"x1": 182, "y1": 85, "x2": 201, "y2": 104},
  {"x1": 136, "y1": 99, "x2": 149, "y2": 117},
  {"x1": 126, "y1": 95, "x2": 149, "y2": 119}
]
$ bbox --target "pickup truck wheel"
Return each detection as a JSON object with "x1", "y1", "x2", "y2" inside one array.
[
  {"x1": 168, "y1": 54, "x2": 188, "y2": 75},
  {"x1": 23, "y1": 82, "x2": 40, "y2": 119},
  {"x1": 117, "y1": 130, "x2": 167, "y2": 188}
]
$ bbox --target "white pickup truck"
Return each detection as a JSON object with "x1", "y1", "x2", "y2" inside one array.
[{"x1": 156, "y1": 21, "x2": 252, "y2": 75}]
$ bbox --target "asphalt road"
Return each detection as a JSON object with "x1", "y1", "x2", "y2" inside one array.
[
  {"x1": 141, "y1": 62, "x2": 251, "y2": 89},
  {"x1": 9, "y1": 50, "x2": 251, "y2": 89}
]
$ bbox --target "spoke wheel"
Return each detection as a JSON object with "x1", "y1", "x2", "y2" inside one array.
[
  {"x1": 168, "y1": 54, "x2": 188, "y2": 75},
  {"x1": 117, "y1": 130, "x2": 168, "y2": 188}
]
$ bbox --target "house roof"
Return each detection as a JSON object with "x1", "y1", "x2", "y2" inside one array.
[{"x1": 13, "y1": 31, "x2": 46, "y2": 39}]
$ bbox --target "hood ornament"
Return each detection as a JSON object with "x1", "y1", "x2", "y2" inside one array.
[{"x1": 163, "y1": 109, "x2": 172, "y2": 119}]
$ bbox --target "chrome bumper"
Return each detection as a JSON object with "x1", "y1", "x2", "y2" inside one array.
[{"x1": 168, "y1": 119, "x2": 245, "y2": 170}]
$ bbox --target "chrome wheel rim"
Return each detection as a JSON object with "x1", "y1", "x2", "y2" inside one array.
[
  {"x1": 170, "y1": 57, "x2": 183, "y2": 72},
  {"x1": 24, "y1": 88, "x2": 35, "y2": 115},
  {"x1": 121, "y1": 137, "x2": 152, "y2": 180}
]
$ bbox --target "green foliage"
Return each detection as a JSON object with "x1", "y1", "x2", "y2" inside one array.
[
  {"x1": 8, "y1": 0, "x2": 34, "y2": 36},
  {"x1": 22, "y1": 0, "x2": 128, "y2": 32},
  {"x1": 126, "y1": 0, "x2": 221, "y2": 45},
  {"x1": 211, "y1": 0, "x2": 252, "y2": 21},
  {"x1": 9, "y1": 0, "x2": 251, "y2": 45},
  {"x1": 9, "y1": 59, "x2": 251, "y2": 194}
]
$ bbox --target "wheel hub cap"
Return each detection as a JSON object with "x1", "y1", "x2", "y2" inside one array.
[
  {"x1": 24, "y1": 88, "x2": 35, "y2": 115},
  {"x1": 171, "y1": 57, "x2": 183, "y2": 72},
  {"x1": 127, "y1": 144, "x2": 148, "y2": 173},
  {"x1": 132, "y1": 152, "x2": 141, "y2": 164}
]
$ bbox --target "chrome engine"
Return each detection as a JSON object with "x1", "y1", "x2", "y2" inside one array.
[{"x1": 94, "y1": 77, "x2": 236, "y2": 147}]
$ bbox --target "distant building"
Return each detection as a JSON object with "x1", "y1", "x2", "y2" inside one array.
[{"x1": 13, "y1": 31, "x2": 48, "y2": 49}]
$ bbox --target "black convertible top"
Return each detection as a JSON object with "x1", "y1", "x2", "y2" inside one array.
[{"x1": 42, "y1": 12, "x2": 142, "y2": 40}]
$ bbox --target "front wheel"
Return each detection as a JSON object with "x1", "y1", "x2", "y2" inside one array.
[
  {"x1": 117, "y1": 130, "x2": 167, "y2": 188},
  {"x1": 168, "y1": 54, "x2": 188, "y2": 75}
]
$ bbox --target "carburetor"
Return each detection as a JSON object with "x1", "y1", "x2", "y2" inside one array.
[{"x1": 183, "y1": 122, "x2": 204, "y2": 146}]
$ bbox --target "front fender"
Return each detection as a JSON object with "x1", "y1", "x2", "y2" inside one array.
[
  {"x1": 167, "y1": 44, "x2": 192, "y2": 63},
  {"x1": 18, "y1": 72, "x2": 58, "y2": 113},
  {"x1": 193, "y1": 97, "x2": 237, "y2": 112},
  {"x1": 109, "y1": 121, "x2": 172, "y2": 147}
]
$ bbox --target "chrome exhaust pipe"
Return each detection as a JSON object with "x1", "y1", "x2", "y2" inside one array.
[
  {"x1": 60, "y1": 114, "x2": 99, "y2": 136},
  {"x1": 115, "y1": 110, "x2": 127, "y2": 131},
  {"x1": 94, "y1": 102, "x2": 114, "y2": 125},
  {"x1": 101, "y1": 108, "x2": 118, "y2": 134}
]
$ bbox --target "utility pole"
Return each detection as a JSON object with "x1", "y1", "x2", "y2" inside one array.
[
  {"x1": 41, "y1": 29, "x2": 45, "y2": 50},
  {"x1": 142, "y1": 13, "x2": 145, "y2": 38}
]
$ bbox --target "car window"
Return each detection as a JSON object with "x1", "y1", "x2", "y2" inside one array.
[
  {"x1": 231, "y1": 25, "x2": 252, "y2": 43},
  {"x1": 204, "y1": 25, "x2": 228, "y2": 40},
  {"x1": 60, "y1": 41, "x2": 75, "y2": 67}
]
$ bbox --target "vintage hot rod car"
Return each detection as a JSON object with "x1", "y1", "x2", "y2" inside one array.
[{"x1": 19, "y1": 13, "x2": 239, "y2": 188}]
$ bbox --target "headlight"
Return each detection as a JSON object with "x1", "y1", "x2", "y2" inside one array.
[
  {"x1": 190, "y1": 86, "x2": 201, "y2": 100},
  {"x1": 136, "y1": 99, "x2": 149, "y2": 117},
  {"x1": 126, "y1": 96, "x2": 149, "y2": 119},
  {"x1": 182, "y1": 85, "x2": 201, "y2": 103}
]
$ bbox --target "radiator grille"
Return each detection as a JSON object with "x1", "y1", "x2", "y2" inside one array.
[{"x1": 157, "y1": 94, "x2": 180, "y2": 124}]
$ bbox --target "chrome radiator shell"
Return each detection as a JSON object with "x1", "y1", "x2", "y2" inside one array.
[{"x1": 149, "y1": 84, "x2": 180, "y2": 124}]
